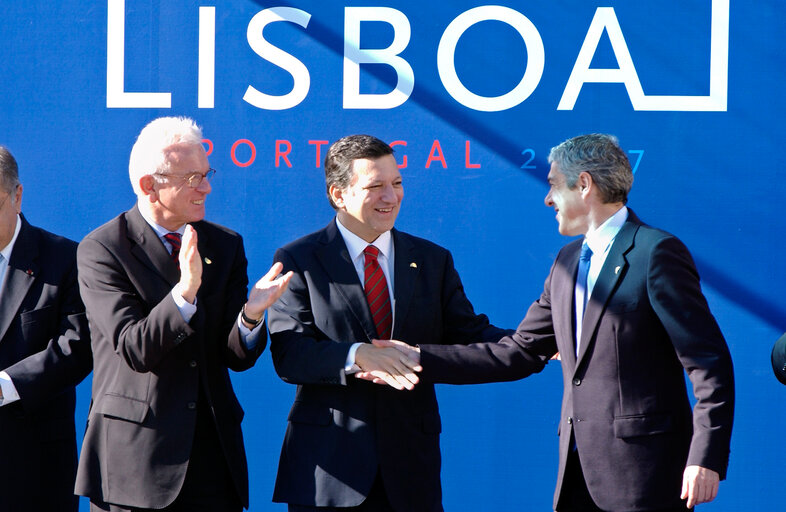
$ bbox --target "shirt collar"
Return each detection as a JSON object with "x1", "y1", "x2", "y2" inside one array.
[
  {"x1": 335, "y1": 217, "x2": 393, "y2": 262},
  {"x1": 138, "y1": 204, "x2": 185, "y2": 239},
  {"x1": 0, "y1": 214, "x2": 22, "y2": 262},
  {"x1": 584, "y1": 206, "x2": 628, "y2": 256}
]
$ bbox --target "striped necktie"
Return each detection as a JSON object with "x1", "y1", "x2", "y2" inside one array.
[
  {"x1": 163, "y1": 232, "x2": 182, "y2": 268},
  {"x1": 363, "y1": 245, "x2": 392, "y2": 340}
]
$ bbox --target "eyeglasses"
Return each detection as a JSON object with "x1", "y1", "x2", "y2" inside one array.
[{"x1": 155, "y1": 168, "x2": 216, "y2": 188}]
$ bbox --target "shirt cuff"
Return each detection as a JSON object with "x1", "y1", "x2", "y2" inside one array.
[
  {"x1": 0, "y1": 370, "x2": 20, "y2": 406},
  {"x1": 344, "y1": 343, "x2": 362, "y2": 374},
  {"x1": 237, "y1": 313, "x2": 263, "y2": 350},
  {"x1": 171, "y1": 288, "x2": 197, "y2": 323}
]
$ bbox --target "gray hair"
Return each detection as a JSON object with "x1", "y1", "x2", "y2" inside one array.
[
  {"x1": 128, "y1": 117, "x2": 204, "y2": 194},
  {"x1": 324, "y1": 135, "x2": 394, "y2": 209},
  {"x1": 548, "y1": 133, "x2": 633, "y2": 204},
  {"x1": 0, "y1": 145, "x2": 21, "y2": 199}
]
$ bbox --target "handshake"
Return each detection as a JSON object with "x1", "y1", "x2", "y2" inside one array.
[{"x1": 354, "y1": 340, "x2": 423, "y2": 390}]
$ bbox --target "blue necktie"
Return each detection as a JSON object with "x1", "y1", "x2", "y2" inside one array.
[{"x1": 574, "y1": 242, "x2": 593, "y2": 355}]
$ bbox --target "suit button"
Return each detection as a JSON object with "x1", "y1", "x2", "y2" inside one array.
[
  {"x1": 187, "y1": 402, "x2": 196, "y2": 410},
  {"x1": 567, "y1": 417, "x2": 573, "y2": 424},
  {"x1": 572, "y1": 377, "x2": 581, "y2": 386},
  {"x1": 189, "y1": 360, "x2": 197, "y2": 368}
]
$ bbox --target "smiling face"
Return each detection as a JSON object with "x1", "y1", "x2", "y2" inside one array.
[
  {"x1": 544, "y1": 162, "x2": 589, "y2": 237},
  {"x1": 146, "y1": 143, "x2": 211, "y2": 231},
  {"x1": 331, "y1": 154, "x2": 403, "y2": 242}
]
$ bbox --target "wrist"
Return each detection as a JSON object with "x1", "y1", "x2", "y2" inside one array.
[{"x1": 241, "y1": 304, "x2": 263, "y2": 328}]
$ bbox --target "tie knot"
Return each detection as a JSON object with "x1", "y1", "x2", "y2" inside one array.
[
  {"x1": 580, "y1": 243, "x2": 592, "y2": 262},
  {"x1": 164, "y1": 232, "x2": 182, "y2": 252},
  {"x1": 363, "y1": 245, "x2": 380, "y2": 260}
]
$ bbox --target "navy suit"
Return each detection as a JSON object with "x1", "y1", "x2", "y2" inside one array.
[
  {"x1": 268, "y1": 220, "x2": 507, "y2": 512},
  {"x1": 0, "y1": 215, "x2": 91, "y2": 511},
  {"x1": 419, "y1": 210, "x2": 735, "y2": 511},
  {"x1": 75, "y1": 206, "x2": 260, "y2": 509}
]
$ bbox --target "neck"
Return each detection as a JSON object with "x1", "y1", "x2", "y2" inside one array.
[
  {"x1": 137, "y1": 200, "x2": 184, "y2": 232},
  {"x1": 584, "y1": 202, "x2": 624, "y2": 235}
]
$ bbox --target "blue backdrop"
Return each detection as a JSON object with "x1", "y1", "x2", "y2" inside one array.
[{"x1": 1, "y1": 1, "x2": 783, "y2": 510}]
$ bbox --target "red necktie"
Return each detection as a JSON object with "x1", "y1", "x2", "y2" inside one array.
[
  {"x1": 363, "y1": 245, "x2": 392, "y2": 340},
  {"x1": 163, "y1": 232, "x2": 182, "y2": 268}
]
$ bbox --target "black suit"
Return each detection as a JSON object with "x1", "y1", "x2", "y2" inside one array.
[
  {"x1": 419, "y1": 210, "x2": 735, "y2": 511},
  {"x1": 268, "y1": 220, "x2": 508, "y2": 512},
  {"x1": 74, "y1": 206, "x2": 260, "y2": 510},
  {"x1": 0, "y1": 215, "x2": 91, "y2": 511}
]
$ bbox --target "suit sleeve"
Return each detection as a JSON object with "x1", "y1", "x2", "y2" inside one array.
[
  {"x1": 5, "y1": 243, "x2": 92, "y2": 411},
  {"x1": 78, "y1": 236, "x2": 199, "y2": 373},
  {"x1": 647, "y1": 236, "x2": 735, "y2": 479},
  {"x1": 268, "y1": 248, "x2": 353, "y2": 385},
  {"x1": 420, "y1": 258, "x2": 558, "y2": 384}
]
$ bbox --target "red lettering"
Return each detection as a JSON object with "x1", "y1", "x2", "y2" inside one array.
[
  {"x1": 389, "y1": 140, "x2": 408, "y2": 169},
  {"x1": 230, "y1": 139, "x2": 256, "y2": 167},
  {"x1": 425, "y1": 140, "x2": 447, "y2": 169},
  {"x1": 275, "y1": 140, "x2": 293, "y2": 168},
  {"x1": 202, "y1": 138, "x2": 214, "y2": 157},
  {"x1": 465, "y1": 140, "x2": 480, "y2": 169},
  {"x1": 308, "y1": 140, "x2": 329, "y2": 168}
]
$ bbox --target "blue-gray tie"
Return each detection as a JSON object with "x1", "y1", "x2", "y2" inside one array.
[{"x1": 574, "y1": 242, "x2": 593, "y2": 355}]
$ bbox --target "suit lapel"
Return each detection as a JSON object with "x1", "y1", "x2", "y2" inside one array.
[
  {"x1": 575, "y1": 216, "x2": 640, "y2": 369},
  {"x1": 0, "y1": 217, "x2": 38, "y2": 341},
  {"x1": 390, "y1": 229, "x2": 418, "y2": 339},
  {"x1": 315, "y1": 220, "x2": 377, "y2": 341},
  {"x1": 126, "y1": 206, "x2": 180, "y2": 286}
]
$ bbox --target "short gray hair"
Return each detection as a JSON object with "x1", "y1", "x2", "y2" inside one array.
[
  {"x1": 548, "y1": 133, "x2": 633, "y2": 204},
  {"x1": 0, "y1": 145, "x2": 21, "y2": 198},
  {"x1": 324, "y1": 135, "x2": 394, "y2": 209},
  {"x1": 128, "y1": 117, "x2": 204, "y2": 194}
]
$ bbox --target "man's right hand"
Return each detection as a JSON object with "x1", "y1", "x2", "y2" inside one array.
[
  {"x1": 354, "y1": 341, "x2": 422, "y2": 391},
  {"x1": 174, "y1": 225, "x2": 202, "y2": 304}
]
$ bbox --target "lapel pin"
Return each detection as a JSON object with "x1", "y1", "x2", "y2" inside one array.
[
  {"x1": 614, "y1": 266, "x2": 620, "y2": 274},
  {"x1": 26, "y1": 269, "x2": 34, "y2": 276},
  {"x1": 410, "y1": 262, "x2": 417, "y2": 268},
  {"x1": 204, "y1": 257, "x2": 212, "y2": 265}
]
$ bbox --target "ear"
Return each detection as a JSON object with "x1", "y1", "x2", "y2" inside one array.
[
  {"x1": 139, "y1": 175, "x2": 159, "y2": 202},
  {"x1": 12, "y1": 184, "x2": 23, "y2": 214},
  {"x1": 577, "y1": 172, "x2": 593, "y2": 197},
  {"x1": 329, "y1": 184, "x2": 345, "y2": 209}
]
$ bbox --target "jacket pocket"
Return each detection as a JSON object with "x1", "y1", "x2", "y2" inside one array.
[
  {"x1": 98, "y1": 394, "x2": 150, "y2": 424},
  {"x1": 613, "y1": 413, "x2": 673, "y2": 438}
]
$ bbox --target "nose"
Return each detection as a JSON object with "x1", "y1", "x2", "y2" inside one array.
[
  {"x1": 544, "y1": 190, "x2": 553, "y2": 207},
  {"x1": 380, "y1": 184, "x2": 397, "y2": 202},
  {"x1": 197, "y1": 175, "x2": 212, "y2": 194}
]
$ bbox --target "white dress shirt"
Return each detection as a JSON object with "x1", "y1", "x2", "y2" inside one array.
[{"x1": 335, "y1": 218, "x2": 395, "y2": 370}]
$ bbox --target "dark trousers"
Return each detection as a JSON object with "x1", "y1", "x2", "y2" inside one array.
[
  {"x1": 557, "y1": 448, "x2": 691, "y2": 512},
  {"x1": 287, "y1": 472, "x2": 394, "y2": 512},
  {"x1": 91, "y1": 388, "x2": 242, "y2": 512}
]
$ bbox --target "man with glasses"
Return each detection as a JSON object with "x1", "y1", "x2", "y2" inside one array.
[
  {"x1": 75, "y1": 117, "x2": 292, "y2": 512},
  {"x1": 0, "y1": 146, "x2": 91, "y2": 511}
]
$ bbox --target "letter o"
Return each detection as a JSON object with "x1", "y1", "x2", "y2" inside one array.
[
  {"x1": 437, "y1": 6, "x2": 545, "y2": 112},
  {"x1": 231, "y1": 139, "x2": 257, "y2": 167}
]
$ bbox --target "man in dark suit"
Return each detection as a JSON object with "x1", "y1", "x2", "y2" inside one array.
[
  {"x1": 74, "y1": 117, "x2": 292, "y2": 512},
  {"x1": 0, "y1": 146, "x2": 92, "y2": 511},
  {"x1": 268, "y1": 134, "x2": 507, "y2": 512},
  {"x1": 771, "y1": 332, "x2": 786, "y2": 384},
  {"x1": 374, "y1": 134, "x2": 735, "y2": 511}
]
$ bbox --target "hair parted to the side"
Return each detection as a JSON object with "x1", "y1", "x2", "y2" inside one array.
[
  {"x1": 0, "y1": 145, "x2": 21, "y2": 199},
  {"x1": 128, "y1": 117, "x2": 204, "y2": 194},
  {"x1": 324, "y1": 134, "x2": 394, "y2": 209},
  {"x1": 548, "y1": 133, "x2": 633, "y2": 204}
]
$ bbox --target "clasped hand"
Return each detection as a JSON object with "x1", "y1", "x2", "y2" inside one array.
[{"x1": 354, "y1": 339, "x2": 422, "y2": 390}]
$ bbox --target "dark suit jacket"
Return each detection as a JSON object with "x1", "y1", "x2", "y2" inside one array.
[
  {"x1": 419, "y1": 210, "x2": 735, "y2": 511},
  {"x1": 0, "y1": 215, "x2": 91, "y2": 512},
  {"x1": 74, "y1": 206, "x2": 261, "y2": 509},
  {"x1": 268, "y1": 220, "x2": 508, "y2": 512}
]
